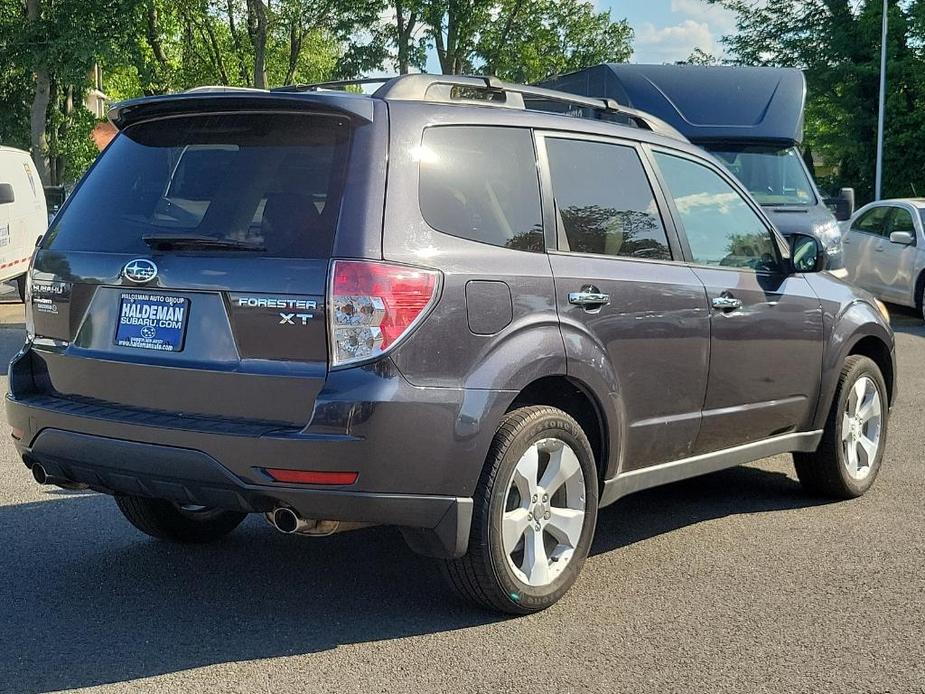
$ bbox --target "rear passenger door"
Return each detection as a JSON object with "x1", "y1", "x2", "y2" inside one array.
[
  {"x1": 650, "y1": 148, "x2": 823, "y2": 454},
  {"x1": 538, "y1": 133, "x2": 711, "y2": 472}
]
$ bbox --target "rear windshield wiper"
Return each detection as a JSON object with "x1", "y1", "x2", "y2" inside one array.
[{"x1": 142, "y1": 233, "x2": 266, "y2": 252}]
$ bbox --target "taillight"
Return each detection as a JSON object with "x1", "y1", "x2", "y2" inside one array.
[
  {"x1": 23, "y1": 269, "x2": 34, "y2": 341},
  {"x1": 329, "y1": 259, "x2": 440, "y2": 367}
]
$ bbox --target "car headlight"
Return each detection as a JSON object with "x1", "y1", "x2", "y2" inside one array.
[
  {"x1": 875, "y1": 299, "x2": 890, "y2": 322},
  {"x1": 816, "y1": 220, "x2": 843, "y2": 253}
]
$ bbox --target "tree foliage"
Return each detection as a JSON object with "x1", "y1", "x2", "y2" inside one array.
[
  {"x1": 0, "y1": 0, "x2": 633, "y2": 185},
  {"x1": 384, "y1": 0, "x2": 632, "y2": 80},
  {"x1": 710, "y1": 0, "x2": 925, "y2": 203}
]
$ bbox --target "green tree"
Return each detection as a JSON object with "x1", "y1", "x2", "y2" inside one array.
[
  {"x1": 479, "y1": 0, "x2": 632, "y2": 82},
  {"x1": 709, "y1": 0, "x2": 924, "y2": 203},
  {"x1": 0, "y1": 0, "x2": 138, "y2": 184},
  {"x1": 412, "y1": 0, "x2": 631, "y2": 79}
]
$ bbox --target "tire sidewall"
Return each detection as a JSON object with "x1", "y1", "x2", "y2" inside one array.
[
  {"x1": 483, "y1": 412, "x2": 599, "y2": 612},
  {"x1": 833, "y1": 358, "x2": 889, "y2": 496}
]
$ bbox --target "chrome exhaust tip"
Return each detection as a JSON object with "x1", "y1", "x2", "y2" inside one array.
[
  {"x1": 30, "y1": 462, "x2": 88, "y2": 490},
  {"x1": 266, "y1": 507, "x2": 366, "y2": 537},
  {"x1": 271, "y1": 507, "x2": 302, "y2": 534},
  {"x1": 31, "y1": 463, "x2": 48, "y2": 485}
]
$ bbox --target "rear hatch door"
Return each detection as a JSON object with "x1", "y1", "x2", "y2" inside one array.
[{"x1": 29, "y1": 107, "x2": 358, "y2": 430}]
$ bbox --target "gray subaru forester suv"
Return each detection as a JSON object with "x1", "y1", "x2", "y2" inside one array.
[{"x1": 7, "y1": 75, "x2": 895, "y2": 614}]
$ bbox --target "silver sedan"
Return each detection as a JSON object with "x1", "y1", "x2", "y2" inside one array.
[{"x1": 842, "y1": 198, "x2": 925, "y2": 320}]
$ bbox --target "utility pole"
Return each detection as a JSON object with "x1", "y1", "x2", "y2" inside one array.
[{"x1": 875, "y1": 0, "x2": 888, "y2": 201}]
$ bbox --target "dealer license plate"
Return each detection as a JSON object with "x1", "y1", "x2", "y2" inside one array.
[{"x1": 115, "y1": 292, "x2": 189, "y2": 352}]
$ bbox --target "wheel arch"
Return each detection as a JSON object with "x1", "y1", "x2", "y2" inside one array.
[
  {"x1": 915, "y1": 267, "x2": 925, "y2": 312},
  {"x1": 813, "y1": 303, "x2": 896, "y2": 430},
  {"x1": 847, "y1": 335, "x2": 895, "y2": 406},
  {"x1": 506, "y1": 375, "x2": 611, "y2": 484}
]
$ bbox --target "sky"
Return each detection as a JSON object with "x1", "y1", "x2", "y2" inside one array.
[
  {"x1": 601, "y1": 0, "x2": 739, "y2": 64},
  {"x1": 413, "y1": 0, "x2": 740, "y2": 74}
]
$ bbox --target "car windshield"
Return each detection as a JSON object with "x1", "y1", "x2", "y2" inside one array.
[
  {"x1": 706, "y1": 145, "x2": 816, "y2": 207},
  {"x1": 43, "y1": 112, "x2": 351, "y2": 258}
]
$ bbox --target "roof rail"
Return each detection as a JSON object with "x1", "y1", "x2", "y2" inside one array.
[
  {"x1": 271, "y1": 77, "x2": 392, "y2": 92},
  {"x1": 374, "y1": 74, "x2": 685, "y2": 139},
  {"x1": 272, "y1": 74, "x2": 684, "y2": 139}
]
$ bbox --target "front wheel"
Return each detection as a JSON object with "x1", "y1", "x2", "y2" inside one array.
[
  {"x1": 442, "y1": 406, "x2": 599, "y2": 614},
  {"x1": 794, "y1": 355, "x2": 889, "y2": 499},
  {"x1": 115, "y1": 495, "x2": 247, "y2": 543}
]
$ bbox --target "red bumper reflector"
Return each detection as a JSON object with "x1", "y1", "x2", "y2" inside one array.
[
  {"x1": 10, "y1": 427, "x2": 23, "y2": 441},
  {"x1": 265, "y1": 469, "x2": 358, "y2": 486}
]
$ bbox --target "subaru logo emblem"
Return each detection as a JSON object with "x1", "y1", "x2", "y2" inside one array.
[{"x1": 123, "y1": 259, "x2": 158, "y2": 284}]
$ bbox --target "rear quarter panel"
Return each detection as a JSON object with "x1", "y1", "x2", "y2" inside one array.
[{"x1": 380, "y1": 102, "x2": 566, "y2": 394}]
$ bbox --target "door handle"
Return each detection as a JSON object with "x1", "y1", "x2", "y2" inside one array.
[
  {"x1": 568, "y1": 290, "x2": 610, "y2": 309},
  {"x1": 712, "y1": 294, "x2": 743, "y2": 311}
]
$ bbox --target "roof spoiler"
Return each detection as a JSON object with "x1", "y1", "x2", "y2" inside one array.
[{"x1": 107, "y1": 90, "x2": 375, "y2": 130}]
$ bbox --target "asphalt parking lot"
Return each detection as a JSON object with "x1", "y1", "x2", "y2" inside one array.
[{"x1": 0, "y1": 300, "x2": 922, "y2": 694}]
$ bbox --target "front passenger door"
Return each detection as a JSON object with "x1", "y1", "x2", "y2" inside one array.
[
  {"x1": 844, "y1": 206, "x2": 890, "y2": 294},
  {"x1": 875, "y1": 206, "x2": 919, "y2": 304},
  {"x1": 651, "y1": 149, "x2": 824, "y2": 454}
]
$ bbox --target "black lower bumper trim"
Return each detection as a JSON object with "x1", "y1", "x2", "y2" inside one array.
[{"x1": 23, "y1": 428, "x2": 473, "y2": 558}]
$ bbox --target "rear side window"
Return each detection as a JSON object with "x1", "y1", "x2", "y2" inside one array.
[
  {"x1": 43, "y1": 113, "x2": 350, "y2": 258},
  {"x1": 545, "y1": 138, "x2": 671, "y2": 260},
  {"x1": 418, "y1": 126, "x2": 544, "y2": 252}
]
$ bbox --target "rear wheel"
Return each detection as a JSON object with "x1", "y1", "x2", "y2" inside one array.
[
  {"x1": 794, "y1": 355, "x2": 888, "y2": 499},
  {"x1": 115, "y1": 495, "x2": 246, "y2": 543},
  {"x1": 443, "y1": 406, "x2": 599, "y2": 614}
]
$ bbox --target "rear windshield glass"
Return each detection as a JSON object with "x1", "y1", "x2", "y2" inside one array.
[{"x1": 43, "y1": 112, "x2": 350, "y2": 258}]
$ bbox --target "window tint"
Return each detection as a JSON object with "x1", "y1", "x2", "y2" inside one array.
[
  {"x1": 545, "y1": 138, "x2": 671, "y2": 260},
  {"x1": 889, "y1": 207, "x2": 915, "y2": 235},
  {"x1": 44, "y1": 113, "x2": 350, "y2": 258},
  {"x1": 654, "y1": 152, "x2": 779, "y2": 272},
  {"x1": 419, "y1": 126, "x2": 543, "y2": 252},
  {"x1": 853, "y1": 206, "x2": 890, "y2": 237}
]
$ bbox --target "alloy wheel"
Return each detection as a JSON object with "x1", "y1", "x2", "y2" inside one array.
[
  {"x1": 841, "y1": 376, "x2": 883, "y2": 481},
  {"x1": 501, "y1": 438, "x2": 586, "y2": 587}
]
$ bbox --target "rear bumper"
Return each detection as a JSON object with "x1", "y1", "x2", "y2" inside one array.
[
  {"x1": 6, "y1": 348, "x2": 513, "y2": 558},
  {"x1": 13, "y1": 427, "x2": 471, "y2": 557}
]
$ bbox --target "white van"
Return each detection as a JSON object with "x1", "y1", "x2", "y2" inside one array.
[{"x1": 0, "y1": 147, "x2": 47, "y2": 300}]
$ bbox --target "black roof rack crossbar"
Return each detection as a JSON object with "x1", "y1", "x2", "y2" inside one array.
[{"x1": 272, "y1": 74, "x2": 683, "y2": 139}]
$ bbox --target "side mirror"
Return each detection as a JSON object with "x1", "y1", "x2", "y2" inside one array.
[
  {"x1": 833, "y1": 187, "x2": 855, "y2": 222},
  {"x1": 0, "y1": 183, "x2": 14, "y2": 205},
  {"x1": 890, "y1": 231, "x2": 915, "y2": 246},
  {"x1": 790, "y1": 233, "x2": 825, "y2": 273}
]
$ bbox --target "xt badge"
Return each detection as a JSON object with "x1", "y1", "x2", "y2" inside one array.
[{"x1": 279, "y1": 313, "x2": 314, "y2": 325}]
